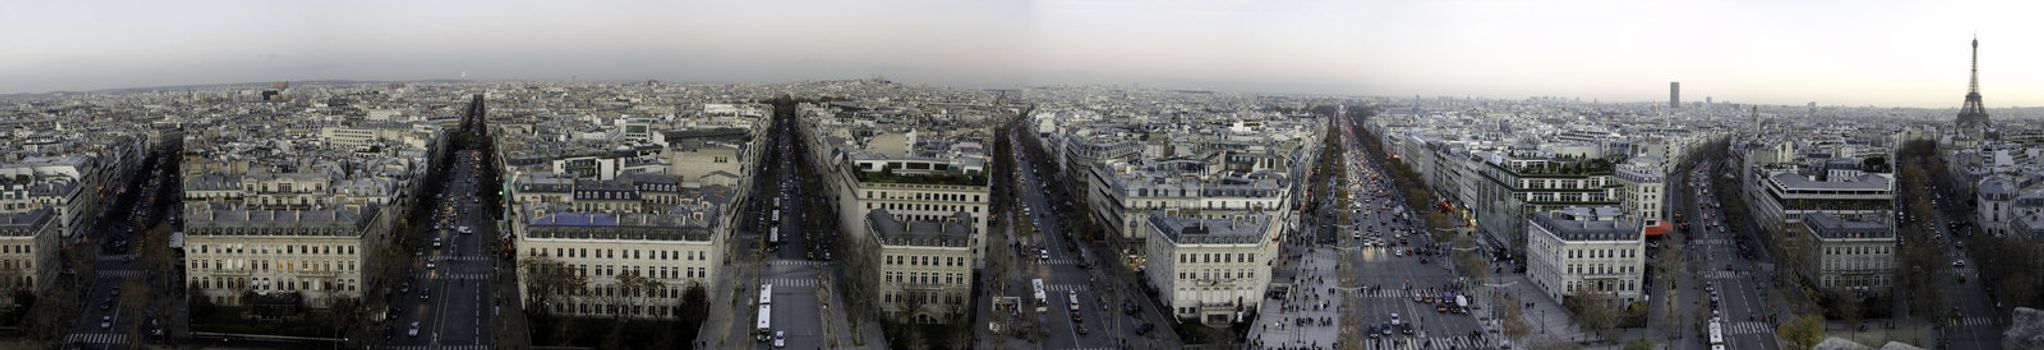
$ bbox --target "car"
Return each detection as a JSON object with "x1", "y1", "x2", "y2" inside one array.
[
  {"x1": 772, "y1": 331, "x2": 787, "y2": 348},
  {"x1": 101, "y1": 316, "x2": 112, "y2": 329},
  {"x1": 433, "y1": 237, "x2": 443, "y2": 248},
  {"x1": 420, "y1": 291, "x2": 430, "y2": 301},
  {"x1": 1077, "y1": 325, "x2": 1090, "y2": 335},
  {"x1": 100, "y1": 299, "x2": 111, "y2": 310},
  {"x1": 408, "y1": 322, "x2": 420, "y2": 337},
  {"x1": 1134, "y1": 322, "x2": 1154, "y2": 335},
  {"x1": 400, "y1": 283, "x2": 411, "y2": 294},
  {"x1": 427, "y1": 262, "x2": 437, "y2": 269},
  {"x1": 1368, "y1": 325, "x2": 1383, "y2": 338},
  {"x1": 1953, "y1": 260, "x2": 1967, "y2": 268},
  {"x1": 112, "y1": 287, "x2": 121, "y2": 297}
]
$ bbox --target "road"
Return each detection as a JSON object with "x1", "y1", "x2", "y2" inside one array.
[
  {"x1": 1914, "y1": 186, "x2": 2003, "y2": 350},
  {"x1": 1677, "y1": 161, "x2": 1780, "y2": 350},
  {"x1": 1005, "y1": 127, "x2": 1175, "y2": 350},
  {"x1": 65, "y1": 146, "x2": 178, "y2": 349},
  {"x1": 380, "y1": 149, "x2": 499, "y2": 349},
  {"x1": 1330, "y1": 107, "x2": 1490, "y2": 350}
]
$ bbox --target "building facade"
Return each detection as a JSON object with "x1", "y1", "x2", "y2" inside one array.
[
  {"x1": 1526, "y1": 207, "x2": 1645, "y2": 305},
  {"x1": 1142, "y1": 214, "x2": 1278, "y2": 325},
  {"x1": 1800, "y1": 213, "x2": 1896, "y2": 293}
]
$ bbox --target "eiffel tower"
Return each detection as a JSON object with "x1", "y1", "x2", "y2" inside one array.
[{"x1": 1955, "y1": 35, "x2": 1991, "y2": 138}]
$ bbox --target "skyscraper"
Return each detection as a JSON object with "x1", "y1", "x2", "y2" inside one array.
[
  {"x1": 1955, "y1": 36, "x2": 1991, "y2": 137},
  {"x1": 1669, "y1": 82, "x2": 1681, "y2": 110}
]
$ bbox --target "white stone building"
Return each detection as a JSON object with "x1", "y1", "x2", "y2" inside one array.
[
  {"x1": 1526, "y1": 206, "x2": 1646, "y2": 304},
  {"x1": 1142, "y1": 213, "x2": 1279, "y2": 325}
]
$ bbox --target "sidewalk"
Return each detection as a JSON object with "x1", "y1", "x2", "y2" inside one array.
[
  {"x1": 1488, "y1": 271, "x2": 1592, "y2": 344},
  {"x1": 1249, "y1": 245, "x2": 1342, "y2": 349}
]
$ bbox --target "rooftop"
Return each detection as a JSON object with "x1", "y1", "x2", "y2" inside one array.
[
  {"x1": 1149, "y1": 214, "x2": 1270, "y2": 245},
  {"x1": 1530, "y1": 206, "x2": 1641, "y2": 241},
  {"x1": 866, "y1": 209, "x2": 973, "y2": 247},
  {"x1": 1803, "y1": 213, "x2": 1894, "y2": 240}
]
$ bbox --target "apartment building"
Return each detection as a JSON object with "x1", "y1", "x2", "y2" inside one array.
[
  {"x1": 1526, "y1": 207, "x2": 1645, "y2": 304},
  {"x1": 1800, "y1": 213, "x2": 1896, "y2": 293},
  {"x1": 846, "y1": 210, "x2": 975, "y2": 323},
  {"x1": 1087, "y1": 158, "x2": 1290, "y2": 244},
  {"x1": 183, "y1": 204, "x2": 376, "y2": 308},
  {"x1": 517, "y1": 203, "x2": 724, "y2": 319},
  {"x1": 0, "y1": 208, "x2": 59, "y2": 303},
  {"x1": 1142, "y1": 213, "x2": 1279, "y2": 325},
  {"x1": 827, "y1": 153, "x2": 990, "y2": 268},
  {"x1": 1744, "y1": 164, "x2": 1894, "y2": 235},
  {"x1": 1614, "y1": 157, "x2": 1670, "y2": 236},
  {"x1": 1470, "y1": 152, "x2": 1623, "y2": 255}
]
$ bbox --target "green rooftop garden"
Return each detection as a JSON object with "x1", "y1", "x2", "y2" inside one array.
[{"x1": 857, "y1": 168, "x2": 989, "y2": 186}]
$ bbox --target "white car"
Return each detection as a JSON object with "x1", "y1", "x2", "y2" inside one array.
[
  {"x1": 100, "y1": 316, "x2": 112, "y2": 329},
  {"x1": 427, "y1": 262, "x2": 437, "y2": 270},
  {"x1": 408, "y1": 322, "x2": 420, "y2": 337},
  {"x1": 772, "y1": 331, "x2": 786, "y2": 348}
]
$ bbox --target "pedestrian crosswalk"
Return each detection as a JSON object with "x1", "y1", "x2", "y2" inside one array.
[
  {"x1": 768, "y1": 260, "x2": 826, "y2": 267},
  {"x1": 1953, "y1": 267, "x2": 1978, "y2": 279},
  {"x1": 1043, "y1": 258, "x2": 1083, "y2": 265},
  {"x1": 381, "y1": 345, "x2": 492, "y2": 350},
  {"x1": 764, "y1": 277, "x2": 818, "y2": 288},
  {"x1": 1351, "y1": 289, "x2": 1412, "y2": 298},
  {"x1": 1045, "y1": 284, "x2": 1088, "y2": 292},
  {"x1": 1703, "y1": 270, "x2": 1750, "y2": 279},
  {"x1": 97, "y1": 270, "x2": 145, "y2": 278},
  {"x1": 1356, "y1": 335, "x2": 1489, "y2": 350},
  {"x1": 1949, "y1": 316, "x2": 1996, "y2": 327},
  {"x1": 424, "y1": 272, "x2": 489, "y2": 281},
  {"x1": 96, "y1": 254, "x2": 136, "y2": 262},
  {"x1": 441, "y1": 255, "x2": 492, "y2": 262},
  {"x1": 1727, "y1": 321, "x2": 1774, "y2": 335},
  {"x1": 65, "y1": 333, "x2": 126, "y2": 345}
]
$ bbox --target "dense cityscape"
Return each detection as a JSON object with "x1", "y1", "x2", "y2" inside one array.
[{"x1": 8, "y1": 2, "x2": 2044, "y2": 350}]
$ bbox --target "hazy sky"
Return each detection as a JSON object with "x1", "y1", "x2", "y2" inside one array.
[{"x1": 3, "y1": 0, "x2": 2039, "y2": 107}]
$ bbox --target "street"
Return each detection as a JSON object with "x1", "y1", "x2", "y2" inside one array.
[
  {"x1": 380, "y1": 149, "x2": 499, "y2": 349},
  {"x1": 1002, "y1": 127, "x2": 1177, "y2": 350},
  {"x1": 1320, "y1": 107, "x2": 1490, "y2": 350}
]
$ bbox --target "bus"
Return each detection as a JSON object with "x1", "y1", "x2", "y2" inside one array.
[
  {"x1": 756, "y1": 283, "x2": 774, "y2": 341},
  {"x1": 1031, "y1": 279, "x2": 1048, "y2": 312},
  {"x1": 773, "y1": 209, "x2": 781, "y2": 222},
  {"x1": 769, "y1": 227, "x2": 781, "y2": 245},
  {"x1": 1707, "y1": 321, "x2": 1725, "y2": 347},
  {"x1": 755, "y1": 304, "x2": 773, "y2": 341}
]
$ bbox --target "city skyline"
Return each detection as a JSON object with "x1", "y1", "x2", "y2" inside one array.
[{"x1": 4, "y1": 0, "x2": 2042, "y2": 108}]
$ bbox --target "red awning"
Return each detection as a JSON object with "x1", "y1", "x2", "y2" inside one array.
[{"x1": 1643, "y1": 220, "x2": 1673, "y2": 237}]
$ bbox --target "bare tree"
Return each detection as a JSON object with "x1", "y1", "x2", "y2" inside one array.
[
  {"x1": 1563, "y1": 287, "x2": 1616, "y2": 339},
  {"x1": 519, "y1": 255, "x2": 587, "y2": 345}
]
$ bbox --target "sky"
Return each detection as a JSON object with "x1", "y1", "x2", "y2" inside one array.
[{"x1": 2, "y1": 0, "x2": 2039, "y2": 108}]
